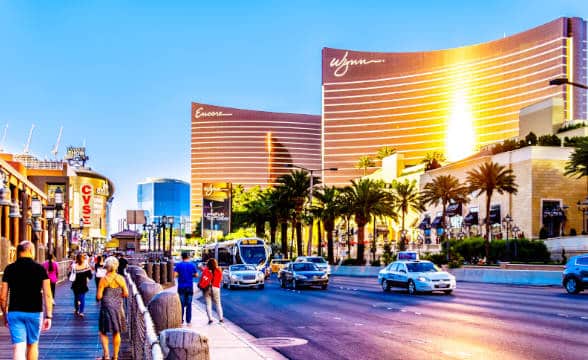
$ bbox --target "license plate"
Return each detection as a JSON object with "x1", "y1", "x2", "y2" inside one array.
[{"x1": 437, "y1": 284, "x2": 449, "y2": 288}]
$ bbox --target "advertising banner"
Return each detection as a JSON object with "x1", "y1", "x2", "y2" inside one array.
[{"x1": 202, "y1": 182, "x2": 232, "y2": 236}]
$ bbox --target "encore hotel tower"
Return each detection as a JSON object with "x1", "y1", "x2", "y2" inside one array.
[
  {"x1": 191, "y1": 102, "x2": 321, "y2": 223},
  {"x1": 322, "y1": 17, "x2": 587, "y2": 186}
]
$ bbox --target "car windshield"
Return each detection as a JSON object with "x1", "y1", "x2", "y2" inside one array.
[
  {"x1": 230, "y1": 265, "x2": 256, "y2": 271},
  {"x1": 406, "y1": 262, "x2": 438, "y2": 273},
  {"x1": 308, "y1": 257, "x2": 327, "y2": 264},
  {"x1": 293, "y1": 263, "x2": 319, "y2": 271},
  {"x1": 239, "y1": 245, "x2": 267, "y2": 265}
]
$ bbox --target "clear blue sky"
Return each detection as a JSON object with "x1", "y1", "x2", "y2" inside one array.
[{"x1": 0, "y1": 1, "x2": 586, "y2": 233}]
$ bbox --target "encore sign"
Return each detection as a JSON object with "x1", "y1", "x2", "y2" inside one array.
[{"x1": 194, "y1": 107, "x2": 232, "y2": 119}]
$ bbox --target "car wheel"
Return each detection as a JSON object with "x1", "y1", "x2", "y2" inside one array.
[
  {"x1": 381, "y1": 279, "x2": 391, "y2": 292},
  {"x1": 227, "y1": 282, "x2": 232, "y2": 290},
  {"x1": 443, "y1": 290, "x2": 453, "y2": 295},
  {"x1": 280, "y1": 278, "x2": 286, "y2": 288},
  {"x1": 321, "y1": 284, "x2": 328, "y2": 290},
  {"x1": 565, "y1": 277, "x2": 580, "y2": 294},
  {"x1": 222, "y1": 281, "x2": 227, "y2": 289},
  {"x1": 259, "y1": 283, "x2": 265, "y2": 290},
  {"x1": 292, "y1": 279, "x2": 298, "y2": 290},
  {"x1": 407, "y1": 280, "x2": 417, "y2": 295}
]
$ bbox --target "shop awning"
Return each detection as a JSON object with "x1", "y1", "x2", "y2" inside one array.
[
  {"x1": 418, "y1": 217, "x2": 431, "y2": 230},
  {"x1": 463, "y1": 212, "x2": 479, "y2": 226},
  {"x1": 489, "y1": 205, "x2": 501, "y2": 224},
  {"x1": 431, "y1": 216, "x2": 443, "y2": 228},
  {"x1": 446, "y1": 203, "x2": 462, "y2": 217}
]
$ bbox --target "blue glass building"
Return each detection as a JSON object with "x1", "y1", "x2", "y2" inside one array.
[{"x1": 137, "y1": 178, "x2": 190, "y2": 222}]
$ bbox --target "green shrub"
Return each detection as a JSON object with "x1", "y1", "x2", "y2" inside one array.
[
  {"x1": 537, "y1": 134, "x2": 561, "y2": 147},
  {"x1": 341, "y1": 258, "x2": 357, "y2": 266},
  {"x1": 446, "y1": 237, "x2": 551, "y2": 264},
  {"x1": 370, "y1": 259, "x2": 381, "y2": 267},
  {"x1": 422, "y1": 253, "x2": 447, "y2": 266},
  {"x1": 539, "y1": 227, "x2": 548, "y2": 239},
  {"x1": 381, "y1": 243, "x2": 394, "y2": 266},
  {"x1": 525, "y1": 132, "x2": 538, "y2": 146},
  {"x1": 569, "y1": 228, "x2": 577, "y2": 236}
]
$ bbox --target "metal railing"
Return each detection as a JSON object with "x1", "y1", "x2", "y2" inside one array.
[{"x1": 125, "y1": 272, "x2": 163, "y2": 360}]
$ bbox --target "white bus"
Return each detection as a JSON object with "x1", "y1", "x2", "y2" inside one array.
[{"x1": 202, "y1": 237, "x2": 271, "y2": 271}]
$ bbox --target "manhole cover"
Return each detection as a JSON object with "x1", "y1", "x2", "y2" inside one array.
[{"x1": 252, "y1": 337, "x2": 308, "y2": 348}]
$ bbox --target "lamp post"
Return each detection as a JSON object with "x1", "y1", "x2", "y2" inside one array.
[
  {"x1": 549, "y1": 78, "x2": 588, "y2": 90},
  {"x1": 285, "y1": 164, "x2": 338, "y2": 255},
  {"x1": 502, "y1": 214, "x2": 512, "y2": 260},
  {"x1": 45, "y1": 205, "x2": 55, "y2": 256},
  {"x1": 161, "y1": 216, "x2": 167, "y2": 255},
  {"x1": 167, "y1": 216, "x2": 174, "y2": 255},
  {"x1": 511, "y1": 225, "x2": 520, "y2": 259},
  {"x1": 577, "y1": 197, "x2": 588, "y2": 234}
]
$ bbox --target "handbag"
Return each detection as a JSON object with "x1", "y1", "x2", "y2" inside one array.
[{"x1": 69, "y1": 267, "x2": 76, "y2": 282}]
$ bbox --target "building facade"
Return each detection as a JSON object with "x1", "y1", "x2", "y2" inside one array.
[
  {"x1": 190, "y1": 102, "x2": 321, "y2": 225},
  {"x1": 137, "y1": 178, "x2": 190, "y2": 221},
  {"x1": 322, "y1": 17, "x2": 587, "y2": 186}
]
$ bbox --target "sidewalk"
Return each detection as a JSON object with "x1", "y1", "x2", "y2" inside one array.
[{"x1": 164, "y1": 287, "x2": 286, "y2": 360}]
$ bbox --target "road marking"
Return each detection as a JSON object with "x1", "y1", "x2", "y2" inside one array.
[
  {"x1": 296, "y1": 326, "x2": 306, "y2": 329},
  {"x1": 354, "y1": 323, "x2": 364, "y2": 326},
  {"x1": 414, "y1": 312, "x2": 422, "y2": 315},
  {"x1": 581, "y1": 316, "x2": 588, "y2": 320},
  {"x1": 400, "y1": 309, "x2": 407, "y2": 312},
  {"x1": 333, "y1": 317, "x2": 341, "y2": 320},
  {"x1": 557, "y1": 313, "x2": 569, "y2": 318},
  {"x1": 387, "y1": 307, "x2": 393, "y2": 310},
  {"x1": 383, "y1": 330, "x2": 393, "y2": 335}
]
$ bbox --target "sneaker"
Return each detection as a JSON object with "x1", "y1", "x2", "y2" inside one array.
[
  {"x1": 79, "y1": 313, "x2": 85, "y2": 318},
  {"x1": 219, "y1": 319, "x2": 224, "y2": 324},
  {"x1": 207, "y1": 320, "x2": 213, "y2": 325}
]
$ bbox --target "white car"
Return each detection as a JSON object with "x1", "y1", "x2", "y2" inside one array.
[
  {"x1": 378, "y1": 260, "x2": 456, "y2": 295},
  {"x1": 222, "y1": 264, "x2": 265, "y2": 290},
  {"x1": 295, "y1": 256, "x2": 331, "y2": 275}
]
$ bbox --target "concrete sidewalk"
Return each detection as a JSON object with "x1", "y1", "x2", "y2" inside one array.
[{"x1": 164, "y1": 287, "x2": 286, "y2": 360}]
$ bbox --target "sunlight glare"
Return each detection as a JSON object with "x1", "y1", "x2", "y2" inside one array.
[{"x1": 446, "y1": 88, "x2": 476, "y2": 162}]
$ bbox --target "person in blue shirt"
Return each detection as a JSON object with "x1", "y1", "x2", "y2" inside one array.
[{"x1": 174, "y1": 252, "x2": 198, "y2": 324}]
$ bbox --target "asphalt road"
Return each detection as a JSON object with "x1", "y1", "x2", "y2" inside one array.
[{"x1": 215, "y1": 275, "x2": 588, "y2": 360}]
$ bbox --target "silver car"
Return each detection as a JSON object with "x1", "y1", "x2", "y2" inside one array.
[
  {"x1": 378, "y1": 260, "x2": 456, "y2": 295},
  {"x1": 295, "y1": 256, "x2": 331, "y2": 275},
  {"x1": 222, "y1": 264, "x2": 265, "y2": 290}
]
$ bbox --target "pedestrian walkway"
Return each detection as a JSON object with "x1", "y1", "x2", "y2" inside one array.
[
  {"x1": 164, "y1": 286, "x2": 286, "y2": 360},
  {"x1": 0, "y1": 281, "x2": 131, "y2": 360}
]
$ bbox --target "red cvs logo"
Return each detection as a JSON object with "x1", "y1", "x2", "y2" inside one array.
[{"x1": 81, "y1": 184, "x2": 92, "y2": 225}]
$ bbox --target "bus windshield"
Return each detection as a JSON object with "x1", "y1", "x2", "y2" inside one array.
[{"x1": 239, "y1": 245, "x2": 267, "y2": 265}]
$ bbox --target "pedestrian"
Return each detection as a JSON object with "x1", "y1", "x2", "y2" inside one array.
[
  {"x1": 174, "y1": 252, "x2": 198, "y2": 324},
  {"x1": 42, "y1": 253, "x2": 59, "y2": 304},
  {"x1": 200, "y1": 258, "x2": 224, "y2": 325},
  {"x1": 96, "y1": 256, "x2": 128, "y2": 360},
  {"x1": 94, "y1": 255, "x2": 106, "y2": 290},
  {"x1": 116, "y1": 254, "x2": 128, "y2": 276},
  {"x1": 0, "y1": 241, "x2": 53, "y2": 360},
  {"x1": 70, "y1": 253, "x2": 93, "y2": 318}
]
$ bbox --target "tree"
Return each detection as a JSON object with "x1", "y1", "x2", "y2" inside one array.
[
  {"x1": 422, "y1": 152, "x2": 446, "y2": 171},
  {"x1": 564, "y1": 137, "x2": 588, "y2": 179},
  {"x1": 241, "y1": 197, "x2": 268, "y2": 238},
  {"x1": 466, "y1": 161, "x2": 518, "y2": 260},
  {"x1": 391, "y1": 179, "x2": 425, "y2": 248},
  {"x1": 276, "y1": 169, "x2": 318, "y2": 257},
  {"x1": 342, "y1": 179, "x2": 396, "y2": 264},
  {"x1": 421, "y1": 175, "x2": 469, "y2": 257},
  {"x1": 356, "y1": 155, "x2": 375, "y2": 176},
  {"x1": 313, "y1": 186, "x2": 342, "y2": 264},
  {"x1": 376, "y1": 146, "x2": 396, "y2": 161},
  {"x1": 525, "y1": 132, "x2": 538, "y2": 146},
  {"x1": 267, "y1": 187, "x2": 294, "y2": 257}
]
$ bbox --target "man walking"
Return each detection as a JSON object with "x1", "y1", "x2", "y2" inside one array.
[
  {"x1": 1, "y1": 241, "x2": 53, "y2": 360},
  {"x1": 174, "y1": 252, "x2": 198, "y2": 324}
]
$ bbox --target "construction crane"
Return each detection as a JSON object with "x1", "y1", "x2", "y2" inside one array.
[
  {"x1": 23, "y1": 124, "x2": 35, "y2": 154},
  {"x1": 0, "y1": 124, "x2": 7, "y2": 153},
  {"x1": 51, "y1": 126, "x2": 63, "y2": 158}
]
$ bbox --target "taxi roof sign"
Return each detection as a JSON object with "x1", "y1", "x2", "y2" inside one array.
[{"x1": 397, "y1": 251, "x2": 419, "y2": 261}]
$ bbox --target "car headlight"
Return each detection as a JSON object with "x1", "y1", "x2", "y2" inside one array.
[
  {"x1": 417, "y1": 276, "x2": 430, "y2": 282},
  {"x1": 231, "y1": 275, "x2": 239, "y2": 280},
  {"x1": 320, "y1": 274, "x2": 328, "y2": 279},
  {"x1": 257, "y1": 272, "x2": 264, "y2": 280},
  {"x1": 295, "y1": 274, "x2": 307, "y2": 280}
]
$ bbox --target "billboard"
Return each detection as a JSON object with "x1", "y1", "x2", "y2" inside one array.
[
  {"x1": 202, "y1": 182, "x2": 232, "y2": 237},
  {"x1": 71, "y1": 176, "x2": 111, "y2": 238}
]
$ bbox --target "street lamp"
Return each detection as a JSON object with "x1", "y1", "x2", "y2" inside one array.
[
  {"x1": 45, "y1": 205, "x2": 55, "y2": 256},
  {"x1": 502, "y1": 214, "x2": 513, "y2": 260},
  {"x1": 285, "y1": 164, "x2": 338, "y2": 255},
  {"x1": 167, "y1": 216, "x2": 174, "y2": 255},
  {"x1": 549, "y1": 78, "x2": 588, "y2": 89},
  {"x1": 577, "y1": 197, "x2": 588, "y2": 234}
]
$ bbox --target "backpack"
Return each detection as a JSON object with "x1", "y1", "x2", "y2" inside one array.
[{"x1": 198, "y1": 269, "x2": 212, "y2": 291}]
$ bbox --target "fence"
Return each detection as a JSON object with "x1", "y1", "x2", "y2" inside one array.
[{"x1": 126, "y1": 272, "x2": 164, "y2": 360}]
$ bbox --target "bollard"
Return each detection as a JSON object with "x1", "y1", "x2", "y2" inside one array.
[
  {"x1": 160, "y1": 328, "x2": 210, "y2": 360},
  {"x1": 139, "y1": 281, "x2": 163, "y2": 305},
  {"x1": 145, "y1": 262, "x2": 154, "y2": 279},
  {"x1": 167, "y1": 260, "x2": 175, "y2": 284},
  {"x1": 153, "y1": 262, "x2": 161, "y2": 284},
  {"x1": 148, "y1": 291, "x2": 182, "y2": 333},
  {"x1": 161, "y1": 262, "x2": 168, "y2": 285}
]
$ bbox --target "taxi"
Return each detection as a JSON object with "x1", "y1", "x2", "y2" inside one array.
[{"x1": 270, "y1": 258, "x2": 290, "y2": 274}]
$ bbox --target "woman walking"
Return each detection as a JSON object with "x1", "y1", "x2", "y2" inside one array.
[
  {"x1": 71, "y1": 253, "x2": 93, "y2": 318},
  {"x1": 94, "y1": 255, "x2": 106, "y2": 289},
  {"x1": 43, "y1": 253, "x2": 59, "y2": 304},
  {"x1": 96, "y1": 256, "x2": 128, "y2": 360},
  {"x1": 202, "y1": 258, "x2": 224, "y2": 324}
]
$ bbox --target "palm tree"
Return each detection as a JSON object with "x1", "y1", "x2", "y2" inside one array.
[
  {"x1": 276, "y1": 169, "x2": 317, "y2": 257},
  {"x1": 376, "y1": 146, "x2": 396, "y2": 164},
  {"x1": 242, "y1": 196, "x2": 269, "y2": 238},
  {"x1": 342, "y1": 179, "x2": 396, "y2": 264},
  {"x1": 565, "y1": 137, "x2": 588, "y2": 191},
  {"x1": 268, "y1": 188, "x2": 293, "y2": 257},
  {"x1": 421, "y1": 174, "x2": 469, "y2": 256},
  {"x1": 466, "y1": 161, "x2": 518, "y2": 260},
  {"x1": 422, "y1": 152, "x2": 446, "y2": 171},
  {"x1": 356, "y1": 155, "x2": 375, "y2": 176},
  {"x1": 313, "y1": 186, "x2": 342, "y2": 264},
  {"x1": 391, "y1": 179, "x2": 425, "y2": 249}
]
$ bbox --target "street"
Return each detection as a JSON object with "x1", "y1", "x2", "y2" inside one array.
[{"x1": 216, "y1": 276, "x2": 588, "y2": 360}]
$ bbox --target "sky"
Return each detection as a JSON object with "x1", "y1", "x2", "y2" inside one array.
[{"x1": 0, "y1": 1, "x2": 586, "y2": 233}]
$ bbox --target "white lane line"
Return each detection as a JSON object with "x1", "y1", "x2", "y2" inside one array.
[
  {"x1": 581, "y1": 316, "x2": 588, "y2": 320},
  {"x1": 414, "y1": 312, "x2": 422, "y2": 315},
  {"x1": 354, "y1": 323, "x2": 364, "y2": 326},
  {"x1": 400, "y1": 309, "x2": 407, "y2": 312},
  {"x1": 557, "y1": 313, "x2": 569, "y2": 318},
  {"x1": 333, "y1": 317, "x2": 341, "y2": 320},
  {"x1": 387, "y1": 307, "x2": 393, "y2": 310}
]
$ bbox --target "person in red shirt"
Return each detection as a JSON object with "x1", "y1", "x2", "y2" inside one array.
[{"x1": 202, "y1": 258, "x2": 224, "y2": 324}]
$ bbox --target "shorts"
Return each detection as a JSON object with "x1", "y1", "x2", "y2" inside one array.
[{"x1": 6, "y1": 311, "x2": 42, "y2": 344}]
